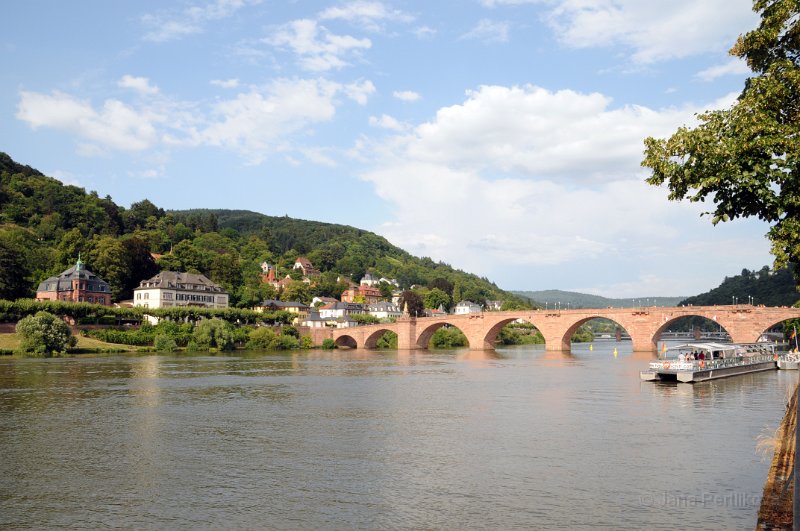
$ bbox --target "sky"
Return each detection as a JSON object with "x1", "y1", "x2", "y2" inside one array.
[{"x1": 1, "y1": 0, "x2": 775, "y2": 298}]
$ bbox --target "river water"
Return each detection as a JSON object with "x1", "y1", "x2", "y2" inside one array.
[{"x1": 0, "y1": 342, "x2": 796, "y2": 530}]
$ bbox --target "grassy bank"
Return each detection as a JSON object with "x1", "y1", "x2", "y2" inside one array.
[{"x1": 0, "y1": 332, "x2": 145, "y2": 355}]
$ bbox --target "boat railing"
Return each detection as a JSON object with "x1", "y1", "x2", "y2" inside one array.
[{"x1": 650, "y1": 354, "x2": 776, "y2": 372}]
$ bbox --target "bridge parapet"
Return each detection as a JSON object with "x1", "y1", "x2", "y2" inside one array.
[{"x1": 324, "y1": 305, "x2": 800, "y2": 353}]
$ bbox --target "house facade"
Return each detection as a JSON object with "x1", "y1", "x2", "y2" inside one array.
[
  {"x1": 366, "y1": 301, "x2": 402, "y2": 319},
  {"x1": 36, "y1": 258, "x2": 112, "y2": 305},
  {"x1": 254, "y1": 299, "x2": 310, "y2": 323},
  {"x1": 133, "y1": 271, "x2": 228, "y2": 309},
  {"x1": 319, "y1": 301, "x2": 364, "y2": 319},
  {"x1": 453, "y1": 300, "x2": 482, "y2": 314},
  {"x1": 293, "y1": 257, "x2": 320, "y2": 278},
  {"x1": 341, "y1": 285, "x2": 381, "y2": 304}
]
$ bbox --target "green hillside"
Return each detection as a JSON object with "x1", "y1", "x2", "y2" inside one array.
[
  {"x1": 513, "y1": 289, "x2": 686, "y2": 309},
  {"x1": 0, "y1": 153, "x2": 527, "y2": 309},
  {"x1": 679, "y1": 266, "x2": 799, "y2": 307}
]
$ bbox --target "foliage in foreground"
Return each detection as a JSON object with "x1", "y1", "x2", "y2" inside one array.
[{"x1": 642, "y1": 0, "x2": 800, "y2": 286}]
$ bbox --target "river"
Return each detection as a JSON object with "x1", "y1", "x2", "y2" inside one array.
[{"x1": 0, "y1": 342, "x2": 796, "y2": 529}]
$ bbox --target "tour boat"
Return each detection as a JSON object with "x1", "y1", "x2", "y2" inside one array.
[
  {"x1": 778, "y1": 353, "x2": 800, "y2": 370},
  {"x1": 640, "y1": 342, "x2": 777, "y2": 383}
]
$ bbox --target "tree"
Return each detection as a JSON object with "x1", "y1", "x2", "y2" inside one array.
[
  {"x1": 87, "y1": 235, "x2": 129, "y2": 300},
  {"x1": 399, "y1": 290, "x2": 424, "y2": 317},
  {"x1": 642, "y1": 0, "x2": 800, "y2": 284},
  {"x1": 424, "y1": 288, "x2": 451, "y2": 310},
  {"x1": 191, "y1": 318, "x2": 235, "y2": 351},
  {"x1": 0, "y1": 235, "x2": 33, "y2": 299},
  {"x1": 16, "y1": 311, "x2": 76, "y2": 356}
]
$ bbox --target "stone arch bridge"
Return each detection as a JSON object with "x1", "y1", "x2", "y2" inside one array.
[{"x1": 307, "y1": 305, "x2": 800, "y2": 353}]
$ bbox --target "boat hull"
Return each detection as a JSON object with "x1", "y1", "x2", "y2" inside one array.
[
  {"x1": 778, "y1": 359, "x2": 800, "y2": 370},
  {"x1": 640, "y1": 361, "x2": 777, "y2": 383}
]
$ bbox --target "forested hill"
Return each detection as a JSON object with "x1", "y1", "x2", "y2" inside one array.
[
  {"x1": 513, "y1": 289, "x2": 685, "y2": 309},
  {"x1": 679, "y1": 266, "x2": 799, "y2": 307},
  {"x1": 0, "y1": 152, "x2": 525, "y2": 308}
]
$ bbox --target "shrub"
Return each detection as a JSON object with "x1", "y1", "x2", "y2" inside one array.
[
  {"x1": 430, "y1": 327, "x2": 468, "y2": 349},
  {"x1": 376, "y1": 331, "x2": 398, "y2": 349},
  {"x1": 192, "y1": 318, "x2": 235, "y2": 351},
  {"x1": 300, "y1": 335, "x2": 314, "y2": 349},
  {"x1": 322, "y1": 338, "x2": 336, "y2": 350},
  {"x1": 245, "y1": 326, "x2": 299, "y2": 350},
  {"x1": 281, "y1": 325, "x2": 299, "y2": 338},
  {"x1": 15, "y1": 311, "x2": 76, "y2": 357},
  {"x1": 246, "y1": 327, "x2": 279, "y2": 350},
  {"x1": 153, "y1": 334, "x2": 178, "y2": 352}
]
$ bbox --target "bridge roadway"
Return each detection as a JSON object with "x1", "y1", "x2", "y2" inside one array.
[{"x1": 309, "y1": 305, "x2": 800, "y2": 353}]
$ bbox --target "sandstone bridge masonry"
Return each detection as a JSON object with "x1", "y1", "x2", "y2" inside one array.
[{"x1": 302, "y1": 305, "x2": 800, "y2": 353}]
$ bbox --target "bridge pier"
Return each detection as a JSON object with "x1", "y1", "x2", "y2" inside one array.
[{"x1": 395, "y1": 316, "x2": 419, "y2": 351}]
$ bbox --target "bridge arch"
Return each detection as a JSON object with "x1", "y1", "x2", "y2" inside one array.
[
  {"x1": 334, "y1": 335, "x2": 358, "y2": 349},
  {"x1": 363, "y1": 328, "x2": 396, "y2": 349},
  {"x1": 560, "y1": 316, "x2": 630, "y2": 352},
  {"x1": 416, "y1": 321, "x2": 470, "y2": 349},
  {"x1": 652, "y1": 315, "x2": 732, "y2": 351},
  {"x1": 482, "y1": 317, "x2": 544, "y2": 349}
]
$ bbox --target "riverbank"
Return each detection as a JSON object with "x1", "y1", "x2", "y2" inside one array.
[{"x1": 756, "y1": 382, "x2": 797, "y2": 529}]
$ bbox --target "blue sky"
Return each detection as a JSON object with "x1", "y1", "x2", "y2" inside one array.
[{"x1": 2, "y1": 0, "x2": 774, "y2": 297}]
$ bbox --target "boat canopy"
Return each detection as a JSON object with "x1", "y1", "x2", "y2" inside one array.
[{"x1": 664, "y1": 342, "x2": 774, "y2": 359}]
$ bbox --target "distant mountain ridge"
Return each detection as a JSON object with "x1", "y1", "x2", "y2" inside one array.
[{"x1": 513, "y1": 289, "x2": 686, "y2": 309}]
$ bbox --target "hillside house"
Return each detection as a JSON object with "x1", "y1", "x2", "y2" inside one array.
[
  {"x1": 366, "y1": 301, "x2": 402, "y2": 319},
  {"x1": 36, "y1": 257, "x2": 112, "y2": 305},
  {"x1": 134, "y1": 271, "x2": 228, "y2": 309},
  {"x1": 453, "y1": 300, "x2": 482, "y2": 315},
  {"x1": 293, "y1": 257, "x2": 320, "y2": 278},
  {"x1": 341, "y1": 285, "x2": 381, "y2": 304},
  {"x1": 319, "y1": 301, "x2": 364, "y2": 319},
  {"x1": 254, "y1": 299, "x2": 310, "y2": 323}
]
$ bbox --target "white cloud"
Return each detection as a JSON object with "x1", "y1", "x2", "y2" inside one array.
[
  {"x1": 355, "y1": 83, "x2": 755, "y2": 289},
  {"x1": 369, "y1": 114, "x2": 406, "y2": 131},
  {"x1": 318, "y1": 1, "x2": 413, "y2": 31},
  {"x1": 210, "y1": 78, "x2": 240, "y2": 89},
  {"x1": 16, "y1": 77, "x2": 372, "y2": 164},
  {"x1": 393, "y1": 90, "x2": 421, "y2": 102},
  {"x1": 695, "y1": 58, "x2": 751, "y2": 81},
  {"x1": 461, "y1": 19, "x2": 510, "y2": 43},
  {"x1": 141, "y1": 0, "x2": 259, "y2": 42},
  {"x1": 414, "y1": 26, "x2": 437, "y2": 39},
  {"x1": 266, "y1": 19, "x2": 371, "y2": 72},
  {"x1": 197, "y1": 78, "x2": 340, "y2": 162},
  {"x1": 118, "y1": 75, "x2": 160, "y2": 95},
  {"x1": 545, "y1": 0, "x2": 758, "y2": 64},
  {"x1": 477, "y1": 0, "x2": 757, "y2": 64},
  {"x1": 16, "y1": 90, "x2": 159, "y2": 152},
  {"x1": 386, "y1": 84, "x2": 690, "y2": 182},
  {"x1": 343, "y1": 79, "x2": 376, "y2": 104}
]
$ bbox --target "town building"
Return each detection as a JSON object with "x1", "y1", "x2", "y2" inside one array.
[
  {"x1": 319, "y1": 301, "x2": 365, "y2": 319},
  {"x1": 293, "y1": 257, "x2": 320, "y2": 278},
  {"x1": 453, "y1": 300, "x2": 482, "y2": 314},
  {"x1": 311, "y1": 296, "x2": 339, "y2": 307},
  {"x1": 485, "y1": 300, "x2": 503, "y2": 311},
  {"x1": 36, "y1": 257, "x2": 112, "y2": 305},
  {"x1": 366, "y1": 301, "x2": 402, "y2": 320},
  {"x1": 253, "y1": 299, "x2": 310, "y2": 323},
  {"x1": 133, "y1": 271, "x2": 228, "y2": 309},
  {"x1": 299, "y1": 309, "x2": 328, "y2": 329},
  {"x1": 341, "y1": 285, "x2": 381, "y2": 304}
]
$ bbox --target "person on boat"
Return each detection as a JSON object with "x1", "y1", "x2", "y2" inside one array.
[{"x1": 698, "y1": 351, "x2": 705, "y2": 361}]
